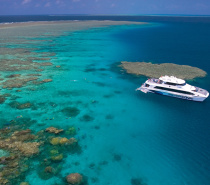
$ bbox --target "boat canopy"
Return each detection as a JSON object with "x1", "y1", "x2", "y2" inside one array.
[{"x1": 159, "y1": 76, "x2": 185, "y2": 85}]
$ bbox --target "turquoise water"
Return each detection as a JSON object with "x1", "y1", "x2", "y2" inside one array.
[{"x1": 0, "y1": 20, "x2": 210, "y2": 185}]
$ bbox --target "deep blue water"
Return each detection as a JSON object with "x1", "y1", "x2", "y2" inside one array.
[
  {"x1": 1, "y1": 15, "x2": 210, "y2": 24},
  {"x1": 0, "y1": 16, "x2": 210, "y2": 185},
  {"x1": 110, "y1": 21, "x2": 210, "y2": 185}
]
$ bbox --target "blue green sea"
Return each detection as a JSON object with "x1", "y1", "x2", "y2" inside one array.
[{"x1": 0, "y1": 16, "x2": 210, "y2": 185}]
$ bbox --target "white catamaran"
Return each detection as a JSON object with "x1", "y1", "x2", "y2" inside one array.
[{"x1": 137, "y1": 76, "x2": 209, "y2": 102}]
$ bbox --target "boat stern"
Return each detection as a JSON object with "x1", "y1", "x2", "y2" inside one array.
[{"x1": 136, "y1": 83, "x2": 149, "y2": 93}]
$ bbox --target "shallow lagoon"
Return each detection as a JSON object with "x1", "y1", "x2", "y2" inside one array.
[{"x1": 0, "y1": 20, "x2": 210, "y2": 185}]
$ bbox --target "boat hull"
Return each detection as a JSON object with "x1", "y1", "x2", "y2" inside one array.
[{"x1": 150, "y1": 90, "x2": 206, "y2": 102}]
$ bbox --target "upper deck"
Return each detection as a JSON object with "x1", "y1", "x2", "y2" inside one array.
[{"x1": 159, "y1": 76, "x2": 185, "y2": 85}]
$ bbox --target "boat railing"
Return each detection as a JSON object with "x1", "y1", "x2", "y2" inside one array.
[
  {"x1": 148, "y1": 78, "x2": 163, "y2": 84},
  {"x1": 192, "y1": 87, "x2": 208, "y2": 95},
  {"x1": 197, "y1": 88, "x2": 208, "y2": 96}
]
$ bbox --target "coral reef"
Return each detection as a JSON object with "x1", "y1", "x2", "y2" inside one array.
[
  {"x1": 37, "y1": 163, "x2": 58, "y2": 180},
  {"x1": 59, "y1": 137, "x2": 69, "y2": 145},
  {"x1": 113, "y1": 154, "x2": 122, "y2": 161},
  {"x1": 68, "y1": 138, "x2": 78, "y2": 146},
  {"x1": 0, "y1": 59, "x2": 39, "y2": 72},
  {"x1": 0, "y1": 135, "x2": 40, "y2": 157},
  {"x1": 42, "y1": 79, "x2": 52, "y2": 83},
  {"x1": 0, "y1": 95, "x2": 6, "y2": 104},
  {"x1": 66, "y1": 173, "x2": 83, "y2": 185},
  {"x1": 50, "y1": 137, "x2": 77, "y2": 146},
  {"x1": 20, "y1": 182, "x2": 30, "y2": 185},
  {"x1": 11, "y1": 129, "x2": 36, "y2": 142},
  {"x1": 62, "y1": 107, "x2": 80, "y2": 117},
  {"x1": 50, "y1": 153, "x2": 63, "y2": 162},
  {"x1": 39, "y1": 62, "x2": 53, "y2": 66},
  {"x1": 50, "y1": 137, "x2": 61, "y2": 145},
  {"x1": 105, "y1": 114, "x2": 114, "y2": 120},
  {"x1": 50, "y1": 149, "x2": 59, "y2": 155},
  {"x1": 0, "y1": 94, "x2": 10, "y2": 104},
  {"x1": 131, "y1": 178, "x2": 147, "y2": 185},
  {"x1": 0, "y1": 48, "x2": 55, "y2": 104},
  {"x1": 0, "y1": 127, "x2": 40, "y2": 184},
  {"x1": 0, "y1": 118, "x2": 82, "y2": 184},
  {"x1": 33, "y1": 79, "x2": 53, "y2": 84},
  {"x1": 2, "y1": 77, "x2": 38, "y2": 89},
  {"x1": 120, "y1": 61, "x2": 207, "y2": 80},
  {"x1": 66, "y1": 127, "x2": 77, "y2": 136},
  {"x1": 80, "y1": 115, "x2": 94, "y2": 122},
  {"x1": 27, "y1": 74, "x2": 42, "y2": 77},
  {"x1": 9, "y1": 102, "x2": 33, "y2": 110},
  {"x1": 45, "y1": 127, "x2": 63, "y2": 134},
  {"x1": 44, "y1": 166, "x2": 53, "y2": 173},
  {"x1": 6, "y1": 74, "x2": 21, "y2": 78}
]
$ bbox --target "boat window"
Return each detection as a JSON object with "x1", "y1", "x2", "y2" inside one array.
[
  {"x1": 154, "y1": 86, "x2": 194, "y2": 95},
  {"x1": 165, "y1": 82, "x2": 186, "y2": 86},
  {"x1": 165, "y1": 82, "x2": 177, "y2": 85},
  {"x1": 145, "y1": 83, "x2": 149, "y2": 87}
]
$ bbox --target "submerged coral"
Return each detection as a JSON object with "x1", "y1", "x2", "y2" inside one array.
[
  {"x1": 80, "y1": 114, "x2": 94, "y2": 122},
  {"x1": 45, "y1": 127, "x2": 63, "y2": 134},
  {"x1": 50, "y1": 137, "x2": 77, "y2": 146},
  {"x1": 0, "y1": 48, "x2": 56, "y2": 106},
  {"x1": 0, "y1": 136, "x2": 40, "y2": 157},
  {"x1": 59, "y1": 137, "x2": 69, "y2": 145},
  {"x1": 39, "y1": 62, "x2": 53, "y2": 66},
  {"x1": 66, "y1": 173, "x2": 83, "y2": 185},
  {"x1": 131, "y1": 178, "x2": 147, "y2": 185},
  {"x1": 113, "y1": 154, "x2": 122, "y2": 161},
  {"x1": 62, "y1": 107, "x2": 80, "y2": 117},
  {"x1": 6, "y1": 74, "x2": 21, "y2": 78},
  {"x1": 42, "y1": 79, "x2": 52, "y2": 83},
  {"x1": 0, "y1": 127, "x2": 41, "y2": 184},
  {"x1": 50, "y1": 149, "x2": 59, "y2": 155},
  {"x1": 0, "y1": 118, "x2": 82, "y2": 184},
  {"x1": 66, "y1": 127, "x2": 77, "y2": 136},
  {"x1": 51, "y1": 154, "x2": 63, "y2": 162},
  {"x1": 11, "y1": 129, "x2": 36, "y2": 142},
  {"x1": 37, "y1": 164, "x2": 57, "y2": 180},
  {"x1": 44, "y1": 166, "x2": 53, "y2": 173},
  {"x1": 20, "y1": 182, "x2": 30, "y2": 185},
  {"x1": 33, "y1": 79, "x2": 53, "y2": 84},
  {"x1": 105, "y1": 114, "x2": 114, "y2": 120},
  {"x1": 9, "y1": 101, "x2": 33, "y2": 110},
  {"x1": 50, "y1": 137, "x2": 61, "y2": 145},
  {"x1": 0, "y1": 95, "x2": 6, "y2": 104},
  {"x1": 0, "y1": 56, "x2": 53, "y2": 73},
  {"x1": 2, "y1": 77, "x2": 38, "y2": 89},
  {"x1": 68, "y1": 138, "x2": 78, "y2": 146}
]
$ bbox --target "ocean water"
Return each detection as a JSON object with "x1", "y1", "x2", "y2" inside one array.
[
  {"x1": 1, "y1": 15, "x2": 210, "y2": 24},
  {"x1": 0, "y1": 16, "x2": 210, "y2": 185}
]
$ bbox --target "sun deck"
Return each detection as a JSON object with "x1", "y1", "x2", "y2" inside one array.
[{"x1": 147, "y1": 78, "x2": 163, "y2": 84}]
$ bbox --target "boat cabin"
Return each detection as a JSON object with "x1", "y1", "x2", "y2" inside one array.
[{"x1": 159, "y1": 76, "x2": 186, "y2": 86}]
